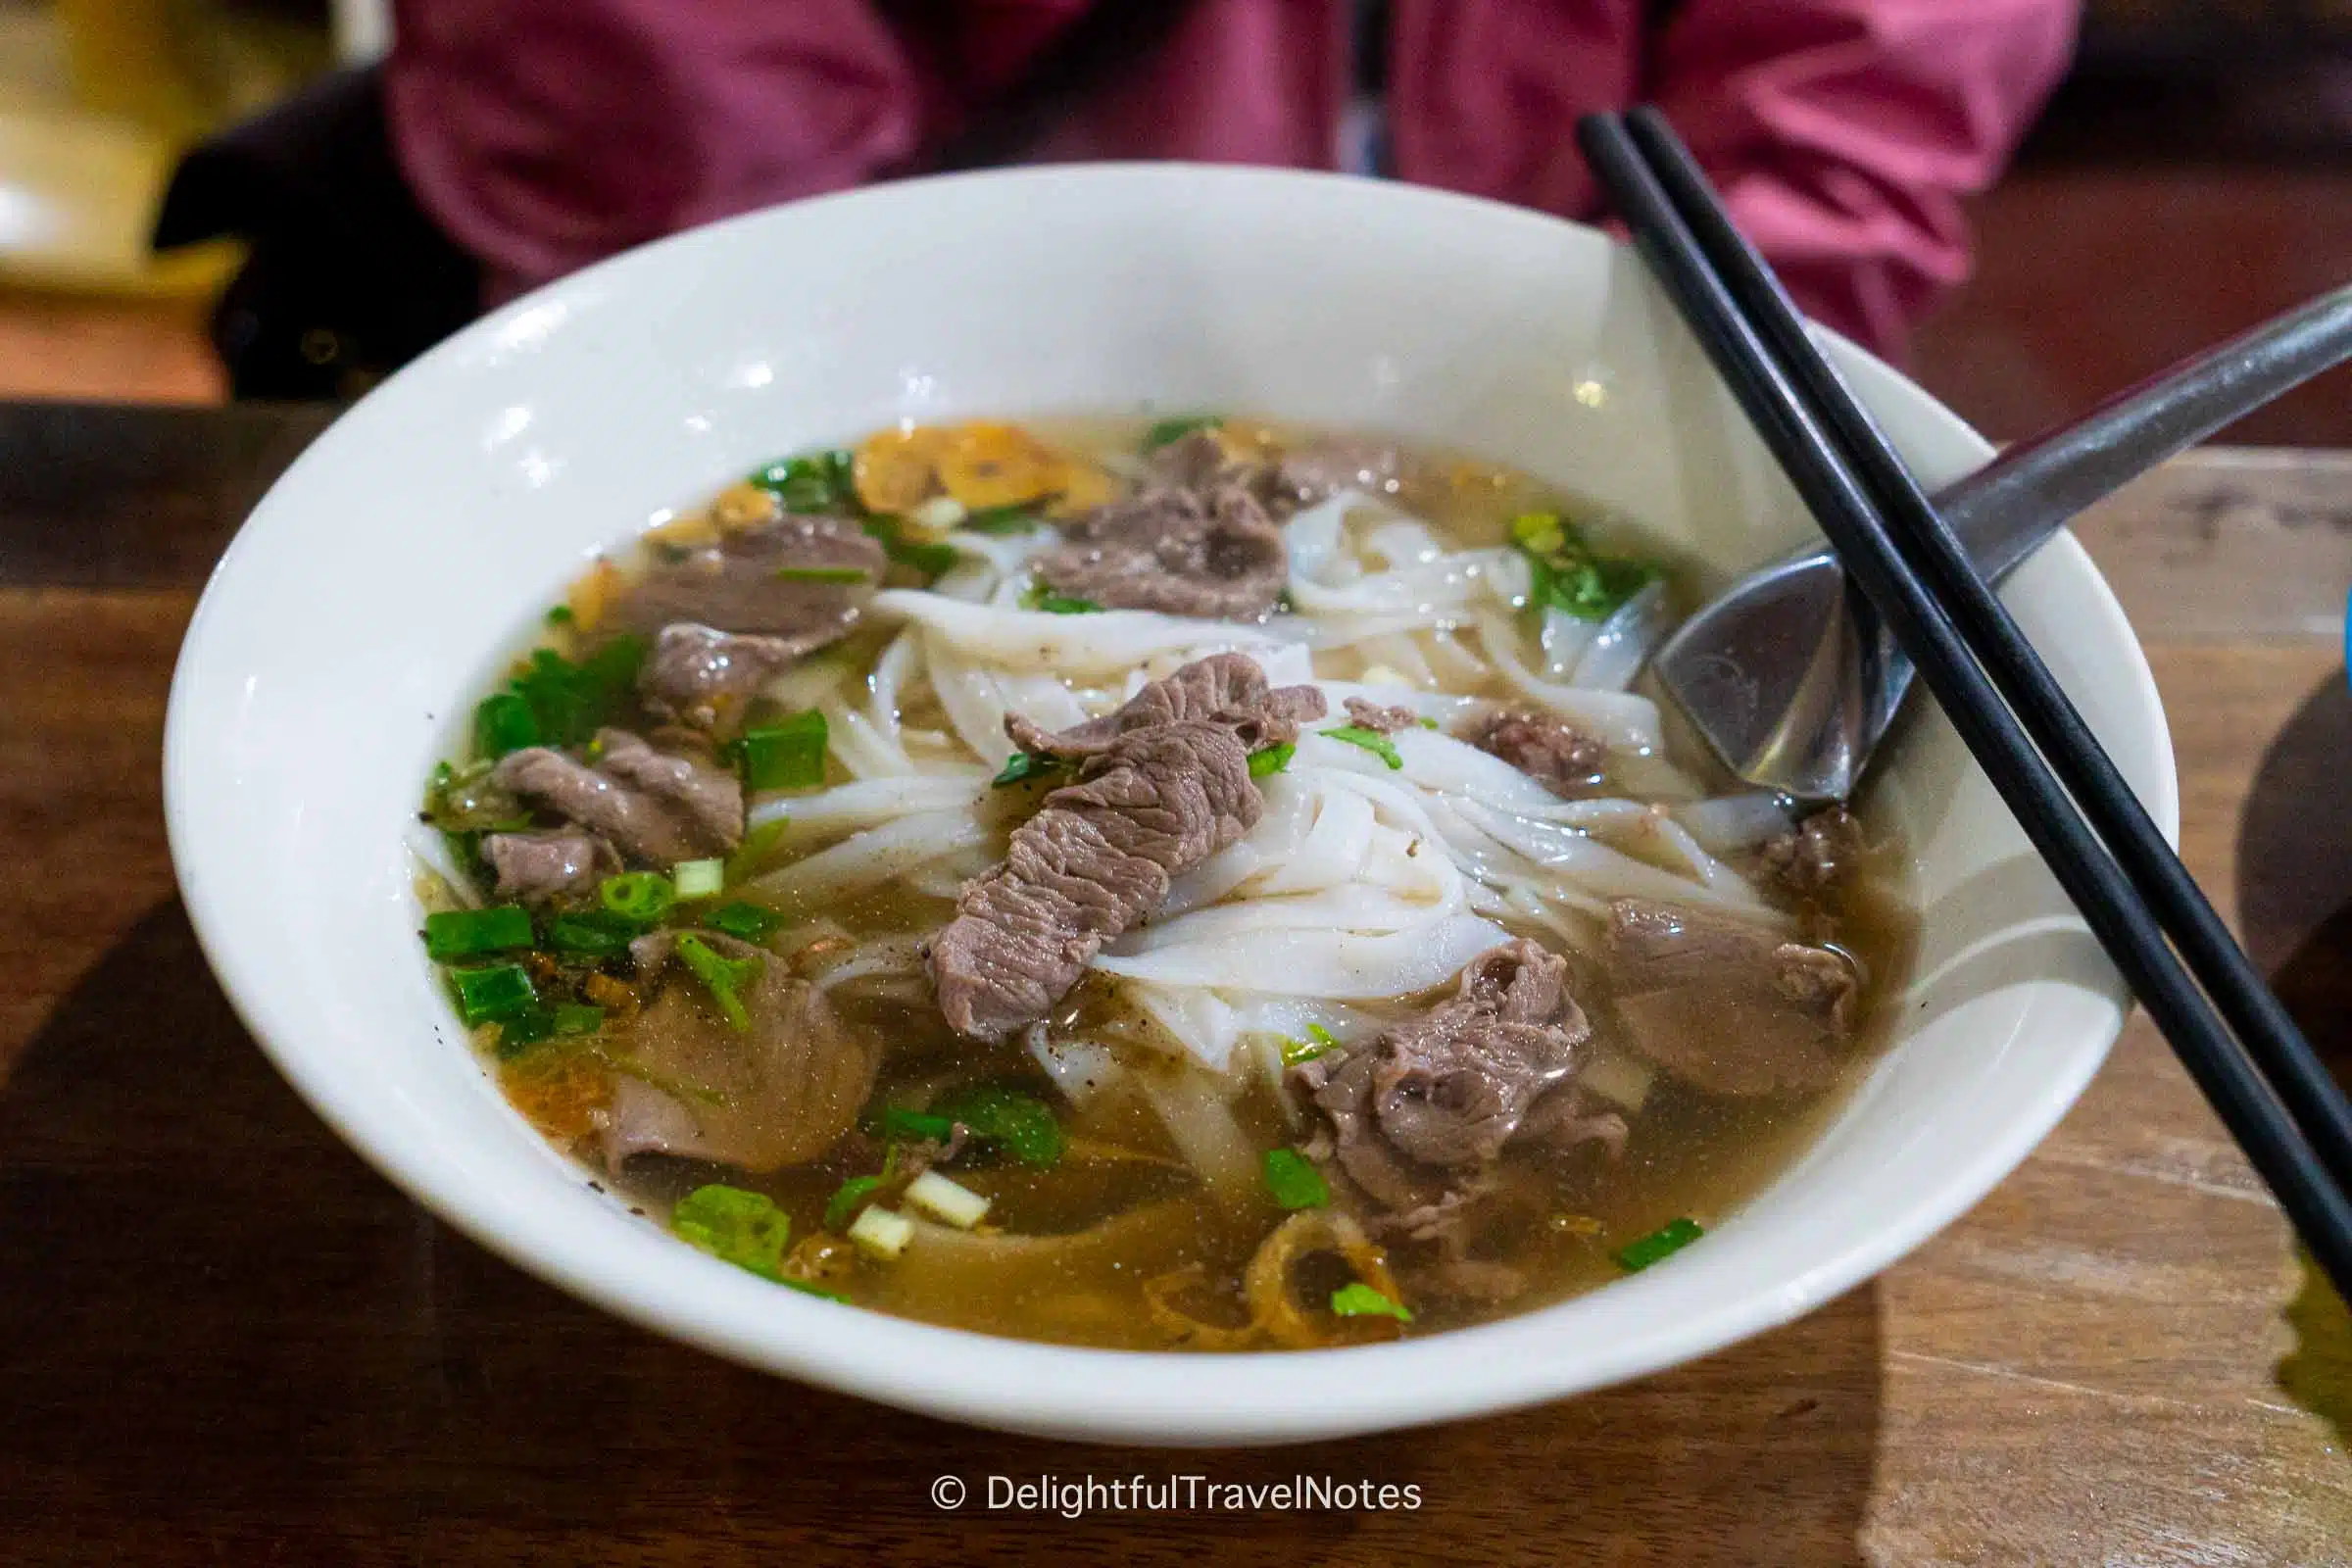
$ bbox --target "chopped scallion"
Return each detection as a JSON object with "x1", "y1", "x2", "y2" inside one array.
[
  {"x1": 991, "y1": 750, "x2": 1065, "y2": 788},
  {"x1": 544, "y1": 604, "x2": 574, "y2": 626},
  {"x1": 1248, "y1": 741, "x2": 1296, "y2": 778},
  {"x1": 600, "y1": 871, "x2": 676, "y2": 924},
  {"x1": 1262, "y1": 1149, "x2": 1330, "y2": 1210},
  {"x1": 707, "y1": 901, "x2": 784, "y2": 942},
  {"x1": 450, "y1": 962, "x2": 537, "y2": 1026},
  {"x1": 735, "y1": 710, "x2": 828, "y2": 792},
  {"x1": 960, "y1": 503, "x2": 1042, "y2": 535},
  {"x1": 1305, "y1": 1022, "x2": 1340, "y2": 1051},
  {"x1": 824, "y1": 1174, "x2": 885, "y2": 1232},
  {"x1": 422, "y1": 904, "x2": 533, "y2": 960},
  {"x1": 672, "y1": 858, "x2": 724, "y2": 900},
  {"x1": 1613, "y1": 1216, "x2": 1704, "y2": 1272},
  {"x1": 674, "y1": 933, "x2": 762, "y2": 1032},
  {"x1": 1329, "y1": 1282, "x2": 1412, "y2": 1322},
  {"x1": 1321, "y1": 724, "x2": 1403, "y2": 769},
  {"x1": 544, "y1": 909, "x2": 642, "y2": 958},
  {"x1": 672, "y1": 1184, "x2": 790, "y2": 1281},
  {"x1": 879, "y1": 1106, "x2": 957, "y2": 1144},
  {"x1": 847, "y1": 1204, "x2": 913, "y2": 1260},
  {"x1": 904, "y1": 1169, "x2": 992, "y2": 1229},
  {"x1": 933, "y1": 1085, "x2": 1064, "y2": 1168},
  {"x1": 1142, "y1": 414, "x2": 1221, "y2": 451},
  {"x1": 551, "y1": 1003, "x2": 607, "y2": 1037},
  {"x1": 772, "y1": 564, "x2": 870, "y2": 584},
  {"x1": 749, "y1": 450, "x2": 856, "y2": 514},
  {"x1": 1278, "y1": 1033, "x2": 1329, "y2": 1067},
  {"x1": 1021, "y1": 582, "x2": 1102, "y2": 614}
]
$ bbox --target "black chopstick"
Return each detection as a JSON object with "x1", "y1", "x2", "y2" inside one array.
[
  {"x1": 1574, "y1": 111, "x2": 2352, "y2": 1298},
  {"x1": 1620, "y1": 106, "x2": 2352, "y2": 1201}
]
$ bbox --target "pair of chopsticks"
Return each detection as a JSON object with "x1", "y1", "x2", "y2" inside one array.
[{"x1": 1578, "y1": 108, "x2": 2352, "y2": 1298}]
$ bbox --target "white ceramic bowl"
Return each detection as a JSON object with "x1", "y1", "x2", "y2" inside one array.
[{"x1": 164, "y1": 165, "x2": 2175, "y2": 1446}]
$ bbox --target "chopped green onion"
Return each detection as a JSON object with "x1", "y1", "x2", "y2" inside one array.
[
  {"x1": 1274, "y1": 586, "x2": 1298, "y2": 612},
  {"x1": 1262, "y1": 1149, "x2": 1330, "y2": 1210},
  {"x1": 1021, "y1": 581, "x2": 1102, "y2": 614},
  {"x1": 726, "y1": 817, "x2": 790, "y2": 885},
  {"x1": 772, "y1": 564, "x2": 871, "y2": 584},
  {"x1": 672, "y1": 858, "x2": 724, "y2": 900},
  {"x1": 484, "y1": 636, "x2": 647, "y2": 754},
  {"x1": 824, "y1": 1174, "x2": 885, "y2": 1232},
  {"x1": 707, "y1": 901, "x2": 784, "y2": 942},
  {"x1": 961, "y1": 504, "x2": 1043, "y2": 534},
  {"x1": 860, "y1": 516, "x2": 957, "y2": 578},
  {"x1": 450, "y1": 962, "x2": 537, "y2": 1026},
  {"x1": 1418, "y1": 716, "x2": 1440, "y2": 730},
  {"x1": 674, "y1": 933, "x2": 762, "y2": 1032},
  {"x1": 879, "y1": 1106, "x2": 957, "y2": 1144},
  {"x1": 1321, "y1": 724, "x2": 1403, "y2": 769},
  {"x1": 904, "y1": 1169, "x2": 992, "y2": 1229},
  {"x1": 848, "y1": 1204, "x2": 913, "y2": 1260},
  {"x1": 472, "y1": 692, "x2": 540, "y2": 760},
  {"x1": 552, "y1": 1003, "x2": 607, "y2": 1037},
  {"x1": 1329, "y1": 1282, "x2": 1412, "y2": 1322},
  {"x1": 1613, "y1": 1216, "x2": 1704, "y2": 1273},
  {"x1": 933, "y1": 1085, "x2": 1065, "y2": 1168},
  {"x1": 422, "y1": 904, "x2": 533, "y2": 960},
  {"x1": 1278, "y1": 1033, "x2": 1329, "y2": 1067},
  {"x1": 672, "y1": 1184, "x2": 791, "y2": 1282},
  {"x1": 544, "y1": 604, "x2": 574, "y2": 626},
  {"x1": 1511, "y1": 509, "x2": 1658, "y2": 624},
  {"x1": 735, "y1": 710, "x2": 828, "y2": 792},
  {"x1": 992, "y1": 751, "x2": 1071, "y2": 788},
  {"x1": 1248, "y1": 741, "x2": 1296, "y2": 778},
  {"x1": 600, "y1": 871, "x2": 676, "y2": 924},
  {"x1": 1142, "y1": 414, "x2": 1221, "y2": 451},
  {"x1": 491, "y1": 1005, "x2": 555, "y2": 1056},
  {"x1": 544, "y1": 909, "x2": 642, "y2": 958},
  {"x1": 749, "y1": 450, "x2": 856, "y2": 514},
  {"x1": 1306, "y1": 1022, "x2": 1339, "y2": 1051},
  {"x1": 779, "y1": 1277, "x2": 850, "y2": 1302}
]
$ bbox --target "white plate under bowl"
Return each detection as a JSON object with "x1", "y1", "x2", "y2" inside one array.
[{"x1": 164, "y1": 165, "x2": 2175, "y2": 1446}]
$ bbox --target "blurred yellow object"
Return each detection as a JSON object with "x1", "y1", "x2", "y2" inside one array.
[
  {"x1": 0, "y1": 107, "x2": 238, "y2": 297},
  {"x1": 0, "y1": 0, "x2": 329, "y2": 299}
]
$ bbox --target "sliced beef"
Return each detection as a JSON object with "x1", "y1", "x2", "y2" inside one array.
[
  {"x1": 609, "y1": 513, "x2": 884, "y2": 645},
  {"x1": 1760, "y1": 805, "x2": 1866, "y2": 896},
  {"x1": 931, "y1": 655, "x2": 1323, "y2": 1041},
  {"x1": 1004, "y1": 651, "x2": 1326, "y2": 760},
  {"x1": 1466, "y1": 708, "x2": 1608, "y2": 795},
  {"x1": 637, "y1": 622, "x2": 805, "y2": 734},
  {"x1": 1270, "y1": 437, "x2": 1415, "y2": 507},
  {"x1": 1034, "y1": 475, "x2": 1289, "y2": 620},
  {"x1": 1342, "y1": 696, "x2": 1420, "y2": 735},
  {"x1": 601, "y1": 931, "x2": 878, "y2": 1172},
  {"x1": 482, "y1": 829, "x2": 614, "y2": 903},
  {"x1": 1604, "y1": 899, "x2": 1861, "y2": 1097},
  {"x1": 1298, "y1": 941, "x2": 1591, "y2": 1206},
  {"x1": 493, "y1": 726, "x2": 743, "y2": 865}
]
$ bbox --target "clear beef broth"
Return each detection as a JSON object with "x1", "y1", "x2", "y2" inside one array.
[{"x1": 418, "y1": 415, "x2": 1916, "y2": 1350}]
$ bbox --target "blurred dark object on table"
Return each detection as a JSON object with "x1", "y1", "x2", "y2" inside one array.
[{"x1": 149, "y1": 67, "x2": 479, "y2": 402}]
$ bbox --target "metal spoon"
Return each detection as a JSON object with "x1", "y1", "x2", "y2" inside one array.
[{"x1": 1653, "y1": 281, "x2": 2352, "y2": 803}]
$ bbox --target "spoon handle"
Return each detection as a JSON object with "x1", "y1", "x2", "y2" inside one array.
[{"x1": 1936, "y1": 280, "x2": 2352, "y2": 575}]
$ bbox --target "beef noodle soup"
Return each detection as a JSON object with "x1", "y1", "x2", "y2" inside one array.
[{"x1": 412, "y1": 416, "x2": 1915, "y2": 1349}]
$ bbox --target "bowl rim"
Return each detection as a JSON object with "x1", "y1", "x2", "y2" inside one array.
[{"x1": 163, "y1": 162, "x2": 2179, "y2": 1445}]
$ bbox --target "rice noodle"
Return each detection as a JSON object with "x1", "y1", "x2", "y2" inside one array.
[
  {"x1": 872, "y1": 590, "x2": 1301, "y2": 677},
  {"x1": 1674, "y1": 792, "x2": 1796, "y2": 854},
  {"x1": 737, "y1": 807, "x2": 990, "y2": 906},
  {"x1": 748, "y1": 774, "x2": 988, "y2": 834},
  {"x1": 1474, "y1": 609, "x2": 1665, "y2": 753},
  {"x1": 1569, "y1": 578, "x2": 1671, "y2": 693},
  {"x1": 1092, "y1": 913, "x2": 1513, "y2": 997}
]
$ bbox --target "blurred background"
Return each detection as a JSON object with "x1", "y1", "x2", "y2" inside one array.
[{"x1": 0, "y1": 0, "x2": 2342, "y2": 443}]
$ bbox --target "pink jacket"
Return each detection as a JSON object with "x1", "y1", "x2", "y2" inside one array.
[{"x1": 385, "y1": 0, "x2": 2076, "y2": 356}]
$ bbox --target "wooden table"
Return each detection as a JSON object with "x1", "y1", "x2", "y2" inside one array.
[{"x1": 2, "y1": 404, "x2": 2346, "y2": 1565}]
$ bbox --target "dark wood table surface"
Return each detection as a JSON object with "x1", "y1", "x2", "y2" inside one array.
[{"x1": 2, "y1": 403, "x2": 2347, "y2": 1565}]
